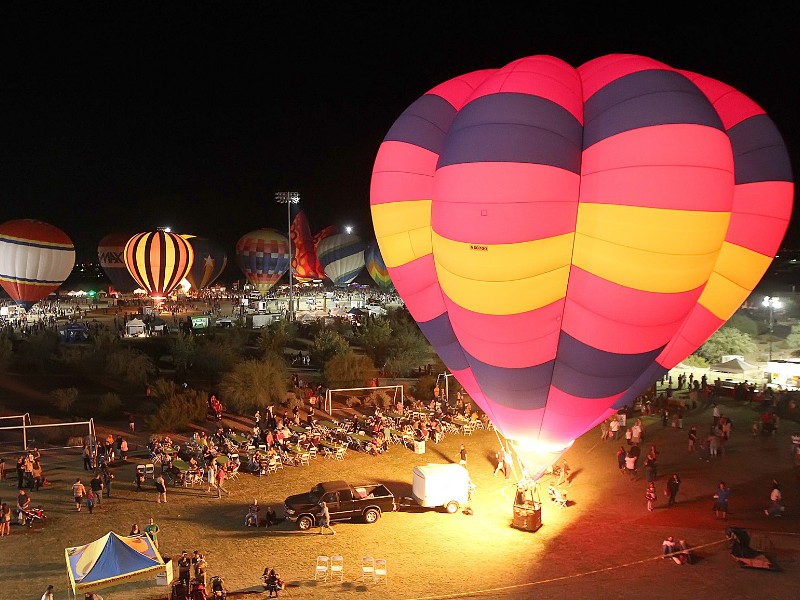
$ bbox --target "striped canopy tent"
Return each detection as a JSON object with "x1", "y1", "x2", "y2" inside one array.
[
  {"x1": 65, "y1": 532, "x2": 166, "y2": 595},
  {"x1": 371, "y1": 53, "x2": 792, "y2": 475}
]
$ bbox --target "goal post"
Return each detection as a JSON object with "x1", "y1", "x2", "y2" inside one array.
[
  {"x1": 0, "y1": 416, "x2": 95, "y2": 455},
  {"x1": 324, "y1": 385, "x2": 404, "y2": 415}
]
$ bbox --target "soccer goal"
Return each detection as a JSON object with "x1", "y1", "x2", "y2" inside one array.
[
  {"x1": 324, "y1": 385, "x2": 404, "y2": 415},
  {"x1": 0, "y1": 414, "x2": 96, "y2": 455}
]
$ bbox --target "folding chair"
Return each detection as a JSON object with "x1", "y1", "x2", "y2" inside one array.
[
  {"x1": 274, "y1": 456, "x2": 285, "y2": 470},
  {"x1": 473, "y1": 420, "x2": 484, "y2": 430},
  {"x1": 330, "y1": 555, "x2": 344, "y2": 582},
  {"x1": 308, "y1": 446, "x2": 317, "y2": 459},
  {"x1": 136, "y1": 464, "x2": 146, "y2": 476},
  {"x1": 334, "y1": 448, "x2": 346, "y2": 461},
  {"x1": 267, "y1": 458, "x2": 278, "y2": 475},
  {"x1": 299, "y1": 453, "x2": 310, "y2": 466},
  {"x1": 374, "y1": 559, "x2": 387, "y2": 584},
  {"x1": 258, "y1": 444, "x2": 267, "y2": 453},
  {"x1": 361, "y1": 556, "x2": 375, "y2": 582},
  {"x1": 314, "y1": 555, "x2": 329, "y2": 581},
  {"x1": 227, "y1": 465, "x2": 240, "y2": 481},
  {"x1": 462, "y1": 424, "x2": 473, "y2": 436},
  {"x1": 145, "y1": 463, "x2": 155, "y2": 479}
]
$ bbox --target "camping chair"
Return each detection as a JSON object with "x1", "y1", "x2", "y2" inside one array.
[
  {"x1": 361, "y1": 556, "x2": 375, "y2": 582},
  {"x1": 330, "y1": 555, "x2": 344, "y2": 582},
  {"x1": 145, "y1": 463, "x2": 155, "y2": 479},
  {"x1": 314, "y1": 555, "x2": 329, "y2": 581},
  {"x1": 374, "y1": 559, "x2": 387, "y2": 584}
]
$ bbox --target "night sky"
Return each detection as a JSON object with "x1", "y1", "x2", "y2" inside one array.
[{"x1": 3, "y1": 4, "x2": 798, "y2": 271}]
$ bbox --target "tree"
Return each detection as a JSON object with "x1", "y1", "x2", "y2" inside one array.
[
  {"x1": 311, "y1": 328, "x2": 350, "y2": 367},
  {"x1": 257, "y1": 320, "x2": 298, "y2": 358},
  {"x1": 725, "y1": 314, "x2": 759, "y2": 337},
  {"x1": 170, "y1": 335, "x2": 196, "y2": 378},
  {"x1": 324, "y1": 351, "x2": 375, "y2": 388},
  {"x1": 356, "y1": 317, "x2": 393, "y2": 366},
  {"x1": 50, "y1": 387, "x2": 79, "y2": 414},
  {"x1": 785, "y1": 323, "x2": 800, "y2": 349},
  {"x1": 696, "y1": 326, "x2": 756, "y2": 363},
  {"x1": 15, "y1": 330, "x2": 59, "y2": 372},
  {"x1": 192, "y1": 336, "x2": 241, "y2": 377},
  {"x1": 219, "y1": 355, "x2": 289, "y2": 414},
  {"x1": 106, "y1": 348, "x2": 155, "y2": 388}
]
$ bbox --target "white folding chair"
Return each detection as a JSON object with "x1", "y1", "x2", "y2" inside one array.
[
  {"x1": 258, "y1": 444, "x2": 267, "y2": 453},
  {"x1": 330, "y1": 555, "x2": 344, "y2": 581},
  {"x1": 227, "y1": 466, "x2": 240, "y2": 481},
  {"x1": 334, "y1": 448, "x2": 345, "y2": 461},
  {"x1": 308, "y1": 446, "x2": 317, "y2": 459},
  {"x1": 361, "y1": 556, "x2": 375, "y2": 582},
  {"x1": 267, "y1": 458, "x2": 278, "y2": 475},
  {"x1": 374, "y1": 558, "x2": 387, "y2": 584},
  {"x1": 314, "y1": 555, "x2": 329, "y2": 581},
  {"x1": 300, "y1": 453, "x2": 310, "y2": 466},
  {"x1": 145, "y1": 463, "x2": 155, "y2": 478}
]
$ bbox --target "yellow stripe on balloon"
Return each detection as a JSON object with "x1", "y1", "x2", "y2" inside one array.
[
  {"x1": 576, "y1": 204, "x2": 731, "y2": 256},
  {"x1": 432, "y1": 233, "x2": 573, "y2": 315},
  {"x1": 371, "y1": 200, "x2": 432, "y2": 267},
  {"x1": 432, "y1": 231, "x2": 574, "y2": 282},
  {"x1": 572, "y1": 233, "x2": 719, "y2": 293},
  {"x1": 697, "y1": 271, "x2": 751, "y2": 321},
  {"x1": 713, "y1": 242, "x2": 772, "y2": 291}
]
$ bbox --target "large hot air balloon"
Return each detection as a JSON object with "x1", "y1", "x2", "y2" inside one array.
[
  {"x1": 365, "y1": 239, "x2": 394, "y2": 292},
  {"x1": 316, "y1": 233, "x2": 366, "y2": 287},
  {"x1": 370, "y1": 54, "x2": 793, "y2": 475},
  {"x1": 97, "y1": 232, "x2": 138, "y2": 294},
  {"x1": 184, "y1": 237, "x2": 227, "y2": 290},
  {"x1": 235, "y1": 228, "x2": 290, "y2": 294},
  {"x1": 124, "y1": 231, "x2": 194, "y2": 299},
  {"x1": 0, "y1": 219, "x2": 76, "y2": 308}
]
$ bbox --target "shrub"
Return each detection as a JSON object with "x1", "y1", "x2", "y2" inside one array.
[
  {"x1": 412, "y1": 375, "x2": 436, "y2": 401},
  {"x1": 15, "y1": 330, "x2": 59, "y2": 372},
  {"x1": 219, "y1": 355, "x2": 289, "y2": 414},
  {"x1": 146, "y1": 396, "x2": 191, "y2": 432},
  {"x1": 106, "y1": 348, "x2": 155, "y2": 388},
  {"x1": 324, "y1": 352, "x2": 375, "y2": 388},
  {"x1": 682, "y1": 354, "x2": 709, "y2": 368},
  {"x1": 98, "y1": 392, "x2": 123, "y2": 416},
  {"x1": 51, "y1": 387, "x2": 79, "y2": 413},
  {"x1": 311, "y1": 328, "x2": 351, "y2": 367},
  {"x1": 345, "y1": 396, "x2": 362, "y2": 408},
  {"x1": 285, "y1": 393, "x2": 304, "y2": 412}
]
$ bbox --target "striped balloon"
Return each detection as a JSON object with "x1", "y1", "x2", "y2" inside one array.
[
  {"x1": 124, "y1": 231, "x2": 194, "y2": 298},
  {"x1": 370, "y1": 54, "x2": 793, "y2": 473},
  {"x1": 0, "y1": 219, "x2": 75, "y2": 308},
  {"x1": 365, "y1": 239, "x2": 393, "y2": 292},
  {"x1": 235, "y1": 228, "x2": 290, "y2": 294},
  {"x1": 317, "y1": 233, "x2": 365, "y2": 286}
]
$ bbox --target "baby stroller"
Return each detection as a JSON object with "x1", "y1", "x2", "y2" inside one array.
[
  {"x1": 726, "y1": 527, "x2": 779, "y2": 571},
  {"x1": 18, "y1": 505, "x2": 47, "y2": 528}
]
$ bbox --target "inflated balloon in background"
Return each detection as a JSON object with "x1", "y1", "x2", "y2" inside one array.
[
  {"x1": 0, "y1": 219, "x2": 76, "y2": 308},
  {"x1": 370, "y1": 54, "x2": 793, "y2": 473},
  {"x1": 290, "y1": 210, "x2": 327, "y2": 282},
  {"x1": 124, "y1": 230, "x2": 194, "y2": 299},
  {"x1": 97, "y1": 232, "x2": 138, "y2": 294},
  {"x1": 365, "y1": 239, "x2": 394, "y2": 292},
  {"x1": 317, "y1": 232, "x2": 366, "y2": 287},
  {"x1": 235, "y1": 228, "x2": 290, "y2": 295},
  {"x1": 184, "y1": 237, "x2": 227, "y2": 290}
]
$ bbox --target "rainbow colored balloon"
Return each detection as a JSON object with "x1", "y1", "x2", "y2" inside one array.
[
  {"x1": 365, "y1": 239, "x2": 393, "y2": 292},
  {"x1": 370, "y1": 54, "x2": 793, "y2": 474},
  {"x1": 235, "y1": 228, "x2": 290, "y2": 294}
]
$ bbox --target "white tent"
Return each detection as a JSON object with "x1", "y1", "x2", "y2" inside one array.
[
  {"x1": 709, "y1": 358, "x2": 760, "y2": 374},
  {"x1": 126, "y1": 318, "x2": 146, "y2": 337}
]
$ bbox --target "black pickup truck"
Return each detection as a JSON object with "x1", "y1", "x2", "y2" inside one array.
[{"x1": 283, "y1": 480, "x2": 397, "y2": 530}]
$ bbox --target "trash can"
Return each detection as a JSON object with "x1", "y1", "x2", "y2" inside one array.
[{"x1": 413, "y1": 440, "x2": 426, "y2": 454}]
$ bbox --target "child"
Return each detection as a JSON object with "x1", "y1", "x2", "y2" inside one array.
[
  {"x1": 645, "y1": 483, "x2": 657, "y2": 512},
  {"x1": 87, "y1": 490, "x2": 96, "y2": 514}
]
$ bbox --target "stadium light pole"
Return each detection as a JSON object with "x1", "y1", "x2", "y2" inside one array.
[
  {"x1": 275, "y1": 191, "x2": 300, "y2": 321},
  {"x1": 763, "y1": 296, "x2": 781, "y2": 363}
]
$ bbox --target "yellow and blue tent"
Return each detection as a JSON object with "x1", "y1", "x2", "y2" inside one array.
[{"x1": 66, "y1": 532, "x2": 165, "y2": 594}]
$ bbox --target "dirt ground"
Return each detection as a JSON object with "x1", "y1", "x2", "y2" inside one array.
[{"x1": 3, "y1": 398, "x2": 799, "y2": 600}]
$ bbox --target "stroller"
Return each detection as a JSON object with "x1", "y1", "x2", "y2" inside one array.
[
  {"x1": 18, "y1": 505, "x2": 47, "y2": 528},
  {"x1": 726, "y1": 527, "x2": 779, "y2": 571}
]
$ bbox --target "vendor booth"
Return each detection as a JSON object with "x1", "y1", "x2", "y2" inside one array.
[{"x1": 125, "y1": 318, "x2": 146, "y2": 337}]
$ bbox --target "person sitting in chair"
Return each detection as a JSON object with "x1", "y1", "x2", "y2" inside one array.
[
  {"x1": 210, "y1": 575, "x2": 226, "y2": 599},
  {"x1": 245, "y1": 499, "x2": 260, "y2": 527}
]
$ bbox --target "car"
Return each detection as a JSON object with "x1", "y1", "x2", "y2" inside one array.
[
  {"x1": 364, "y1": 303, "x2": 386, "y2": 316},
  {"x1": 283, "y1": 480, "x2": 397, "y2": 530},
  {"x1": 215, "y1": 318, "x2": 234, "y2": 328}
]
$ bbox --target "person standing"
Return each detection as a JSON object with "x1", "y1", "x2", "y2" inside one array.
[
  {"x1": 688, "y1": 425, "x2": 697, "y2": 452},
  {"x1": 645, "y1": 482, "x2": 657, "y2": 512},
  {"x1": 177, "y1": 551, "x2": 191, "y2": 586},
  {"x1": 40, "y1": 585, "x2": 55, "y2": 600},
  {"x1": 128, "y1": 414, "x2": 136, "y2": 433},
  {"x1": 215, "y1": 464, "x2": 229, "y2": 498},
  {"x1": 102, "y1": 467, "x2": 113, "y2": 498},
  {"x1": 556, "y1": 460, "x2": 571, "y2": 486},
  {"x1": 493, "y1": 448, "x2": 505, "y2": 477},
  {"x1": 72, "y1": 478, "x2": 86, "y2": 512},
  {"x1": 206, "y1": 463, "x2": 217, "y2": 494},
  {"x1": 86, "y1": 490, "x2": 96, "y2": 514},
  {"x1": 609, "y1": 417, "x2": 620, "y2": 440},
  {"x1": 616, "y1": 446, "x2": 627, "y2": 474},
  {"x1": 155, "y1": 474, "x2": 167, "y2": 504},
  {"x1": 666, "y1": 473, "x2": 682, "y2": 507},
  {"x1": 1, "y1": 502, "x2": 11, "y2": 537},
  {"x1": 318, "y1": 500, "x2": 335, "y2": 535},
  {"x1": 600, "y1": 419, "x2": 609, "y2": 441},
  {"x1": 625, "y1": 452, "x2": 638, "y2": 481},
  {"x1": 459, "y1": 444, "x2": 467, "y2": 466},
  {"x1": 82, "y1": 445, "x2": 93, "y2": 471},
  {"x1": 713, "y1": 481, "x2": 730, "y2": 519},
  {"x1": 145, "y1": 517, "x2": 160, "y2": 549},
  {"x1": 90, "y1": 473, "x2": 103, "y2": 506}
]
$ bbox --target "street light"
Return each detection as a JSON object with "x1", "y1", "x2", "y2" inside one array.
[
  {"x1": 275, "y1": 191, "x2": 300, "y2": 321},
  {"x1": 763, "y1": 295, "x2": 782, "y2": 362}
]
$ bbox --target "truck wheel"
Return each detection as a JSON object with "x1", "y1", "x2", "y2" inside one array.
[
  {"x1": 445, "y1": 501, "x2": 459, "y2": 514},
  {"x1": 363, "y1": 508, "x2": 381, "y2": 524},
  {"x1": 297, "y1": 515, "x2": 314, "y2": 530}
]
